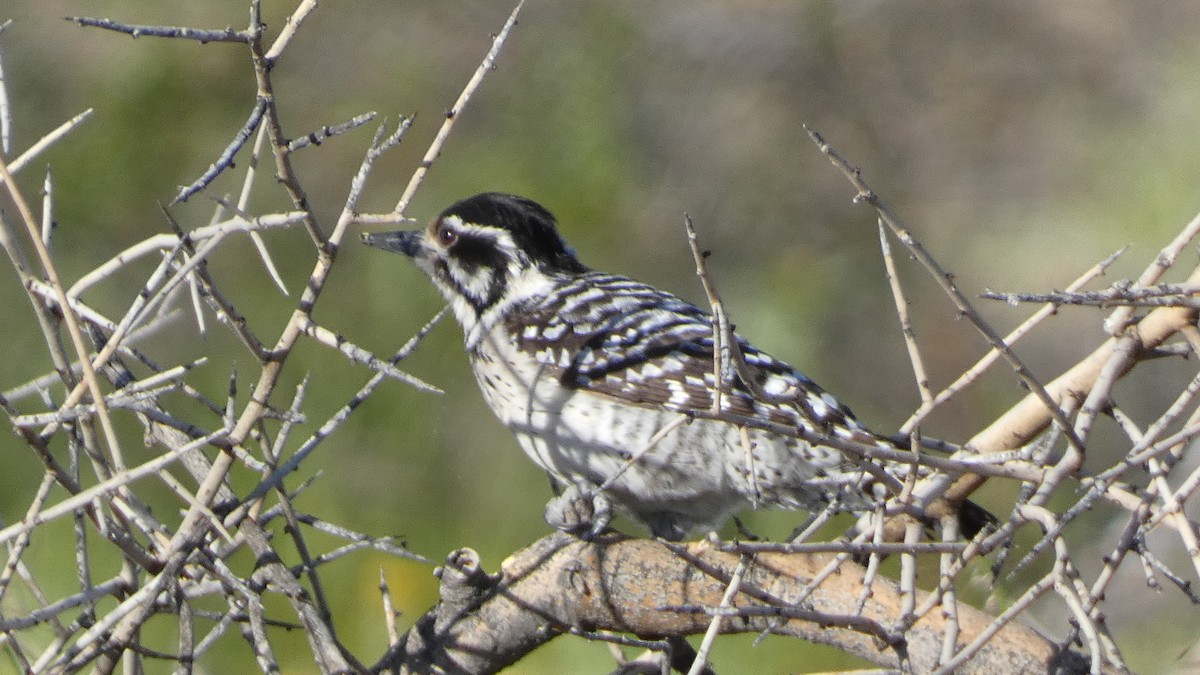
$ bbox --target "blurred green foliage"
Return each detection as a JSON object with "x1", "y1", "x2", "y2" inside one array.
[{"x1": 3, "y1": 1, "x2": 1200, "y2": 672}]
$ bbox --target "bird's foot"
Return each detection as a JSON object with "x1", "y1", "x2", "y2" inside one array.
[{"x1": 545, "y1": 482, "x2": 612, "y2": 539}]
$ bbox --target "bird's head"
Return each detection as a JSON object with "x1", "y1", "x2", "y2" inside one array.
[{"x1": 362, "y1": 192, "x2": 588, "y2": 342}]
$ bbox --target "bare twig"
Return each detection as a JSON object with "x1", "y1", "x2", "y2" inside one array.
[
  {"x1": 174, "y1": 97, "x2": 267, "y2": 204},
  {"x1": 1104, "y1": 209, "x2": 1200, "y2": 334},
  {"x1": 263, "y1": 0, "x2": 320, "y2": 63},
  {"x1": 391, "y1": 1, "x2": 525, "y2": 216},
  {"x1": 68, "y1": 211, "x2": 303, "y2": 297},
  {"x1": 806, "y1": 126, "x2": 1087, "y2": 465},
  {"x1": 902, "y1": 246, "x2": 1125, "y2": 434},
  {"x1": 299, "y1": 318, "x2": 443, "y2": 394},
  {"x1": 232, "y1": 120, "x2": 288, "y2": 295},
  {"x1": 66, "y1": 16, "x2": 252, "y2": 43},
  {"x1": 687, "y1": 555, "x2": 747, "y2": 675},
  {"x1": 879, "y1": 218, "x2": 934, "y2": 403},
  {"x1": 287, "y1": 112, "x2": 377, "y2": 153},
  {"x1": 380, "y1": 569, "x2": 400, "y2": 650},
  {"x1": 0, "y1": 154, "x2": 128, "y2": 472},
  {"x1": 40, "y1": 168, "x2": 54, "y2": 247},
  {"x1": 0, "y1": 20, "x2": 12, "y2": 155},
  {"x1": 983, "y1": 281, "x2": 1200, "y2": 309},
  {"x1": 232, "y1": 307, "x2": 447, "y2": 522},
  {"x1": 4, "y1": 108, "x2": 93, "y2": 178},
  {"x1": 0, "y1": 430, "x2": 227, "y2": 548}
]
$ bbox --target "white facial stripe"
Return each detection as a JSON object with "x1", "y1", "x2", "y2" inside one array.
[
  {"x1": 431, "y1": 221, "x2": 514, "y2": 305},
  {"x1": 423, "y1": 217, "x2": 560, "y2": 349},
  {"x1": 440, "y1": 219, "x2": 518, "y2": 254},
  {"x1": 451, "y1": 263, "x2": 497, "y2": 305}
]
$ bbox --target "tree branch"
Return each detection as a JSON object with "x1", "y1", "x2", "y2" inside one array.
[
  {"x1": 940, "y1": 263, "x2": 1200, "y2": 508},
  {"x1": 377, "y1": 532, "x2": 1095, "y2": 674}
]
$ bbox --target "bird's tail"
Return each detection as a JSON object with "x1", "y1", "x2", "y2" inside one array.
[
  {"x1": 860, "y1": 429, "x2": 998, "y2": 540},
  {"x1": 957, "y1": 498, "x2": 998, "y2": 540}
]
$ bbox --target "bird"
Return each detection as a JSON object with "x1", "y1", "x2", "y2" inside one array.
[{"x1": 362, "y1": 192, "x2": 991, "y2": 541}]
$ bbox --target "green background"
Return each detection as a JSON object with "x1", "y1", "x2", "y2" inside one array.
[{"x1": 2, "y1": 1, "x2": 1200, "y2": 672}]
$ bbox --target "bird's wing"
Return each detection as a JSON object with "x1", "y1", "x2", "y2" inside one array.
[{"x1": 508, "y1": 272, "x2": 864, "y2": 436}]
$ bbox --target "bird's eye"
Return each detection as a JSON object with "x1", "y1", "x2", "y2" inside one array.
[{"x1": 438, "y1": 226, "x2": 458, "y2": 246}]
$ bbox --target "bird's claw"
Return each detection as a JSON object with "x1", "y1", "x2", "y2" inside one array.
[{"x1": 545, "y1": 482, "x2": 612, "y2": 539}]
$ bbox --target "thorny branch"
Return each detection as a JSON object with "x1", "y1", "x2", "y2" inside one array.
[
  {"x1": 983, "y1": 281, "x2": 1200, "y2": 309},
  {"x1": 812, "y1": 129, "x2": 1200, "y2": 671},
  {"x1": 2, "y1": 2, "x2": 521, "y2": 673}
]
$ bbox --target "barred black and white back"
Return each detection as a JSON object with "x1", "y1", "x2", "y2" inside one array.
[{"x1": 363, "y1": 193, "x2": 970, "y2": 540}]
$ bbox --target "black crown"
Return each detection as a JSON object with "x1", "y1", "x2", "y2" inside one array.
[{"x1": 440, "y1": 193, "x2": 588, "y2": 274}]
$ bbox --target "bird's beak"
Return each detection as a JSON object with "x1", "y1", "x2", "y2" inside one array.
[{"x1": 360, "y1": 230, "x2": 422, "y2": 258}]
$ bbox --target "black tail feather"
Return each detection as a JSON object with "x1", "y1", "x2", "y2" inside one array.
[{"x1": 958, "y1": 499, "x2": 998, "y2": 540}]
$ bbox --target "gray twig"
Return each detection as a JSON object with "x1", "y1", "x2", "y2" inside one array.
[{"x1": 65, "y1": 17, "x2": 251, "y2": 43}]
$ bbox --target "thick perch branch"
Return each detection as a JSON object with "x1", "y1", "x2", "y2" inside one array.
[{"x1": 377, "y1": 532, "x2": 1092, "y2": 674}]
